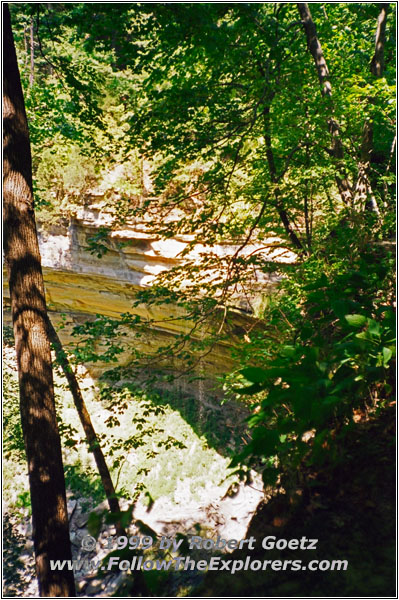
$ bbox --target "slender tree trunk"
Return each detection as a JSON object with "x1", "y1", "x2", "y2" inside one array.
[
  {"x1": 29, "y1": 16, "x2": 34, "y2": 87},
  {"x1": 298, "y1": 2, "x2": 389, "y2": 215},
  {"x1": 297, "y1": 3, "x2": 332, "y2": 98},
  {"x1": 47, "y1": 318, "x2": 125, "y2": 536},
  {"x1": 382, "y1": 134, "x2": 396, "y2": 205},
  {"x1": 263, "y1": 105, "x2": 303, "y2": 250},
  {"x1": 297, "y1": 2, "x2": 353, "y2": 207},
  {"x1": 23, "y1": 23, "x2": 29, "y2": 67},
  {"x1": 355, "y1": 3, "x2": 389, "y2": 214},
  {"x1": 370, "y1": 3, "x2": 389, "y2": 78},
  {"x1": 3, "y1": 4, "x2": 75, "y2": 596}
]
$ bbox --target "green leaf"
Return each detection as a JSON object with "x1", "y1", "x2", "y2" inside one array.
[
  {"x1": 279, "y1": 345, "x2": 297, "y2": 358},
  {"x1": 240, "y1": 367, "x2": 270, "y2": 383},
  {"x1": 345, "y1": 314, "x2": 367, "y2": 328},
  {"x1": 143, "y1": 491, "x2": 155, "y2": 511},
  {"x1": 367, "y1": 319, "x2": 381, "y2": 336},
  {"x1": 382, "y1": 347, "x2": 392, "y2": 366},
  {"x1": 64, "y1": 439, "x2": 78, "y2": 448}
]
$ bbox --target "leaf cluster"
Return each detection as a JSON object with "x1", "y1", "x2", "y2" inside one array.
[{"x1": 229, "y1": 222, "x2": 395, "y2": 488}]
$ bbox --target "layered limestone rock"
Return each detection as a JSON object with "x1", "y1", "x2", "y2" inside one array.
[{"x1": 3, "y1": 206, "x2": 294, "y2": 399}]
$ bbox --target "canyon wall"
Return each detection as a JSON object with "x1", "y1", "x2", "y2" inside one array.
[{"x1": 3, "y1": 206, "x2": 292, "y2": 402}]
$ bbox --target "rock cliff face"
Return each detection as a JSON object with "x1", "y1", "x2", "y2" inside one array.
[{"x1": 3, "y1": 206, "x2": 291, "y2": 400}]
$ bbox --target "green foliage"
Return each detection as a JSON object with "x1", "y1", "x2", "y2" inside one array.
[
  {"x1": 10, "y1": 3, "x2": 145, "y2": 225},
  {"x1": 15, "y1": 492, "x2": 31, "y2": 511},
  {"x1": 85, "y1": 227, "x2": 111, "y2": 258},
  {"x1": 64, "y1": 463, "x2": 104, "y2": 507},
  {"x1": 229, "y1": 223, "x2": 395, "y2": 486},
  {"x1": 11, "y1": 2, "x2": 395, "y2": 239},
  {"x1": 3, "y1": 346, "x2": 25, "y2": 462},
  {"x1": 71, "y1": 314, "x2": 128, "y2": 363},
  {"x1": 35, "y1": 142, "x2": 97, "y2": 220}
]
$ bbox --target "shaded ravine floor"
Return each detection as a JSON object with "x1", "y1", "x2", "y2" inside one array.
[
  {"x1": 195, "y1": 405, "x2": 396, "y2": 597},
  {"x1": 3, "y1": 472, "x2": 265, "y2": 597}
]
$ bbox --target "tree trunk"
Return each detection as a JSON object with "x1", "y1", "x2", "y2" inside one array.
[
  {"x1": 47, "y1": 318, "x2": 125, "y2": 536},
  {"x1": 29, "y1": 16, "x2": 34, "y2": 87},
  {"x1": 3, "y1": 4, "x2": 75, "y2": 596},
  {"x1": 370, "y1": 3, "x2": 389, "y2": 78},
  {"x1": 297, "y1": 3, "x2": 332, "y2": 98},
  {"x1": 355, "y1": 3, "x2": 389, "y2": 214},
  {"x1": 297, "y1": 2, "x2": 387, "y2": 215},
  {"x1": 297, "y1": 2, "x2": 353, "y2": 207},
  {"x1": 263, "y1": 105, "x2": 304, "y2": 250}
]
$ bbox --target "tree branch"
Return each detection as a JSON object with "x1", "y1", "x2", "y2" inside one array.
[
  {"x1": 47, "y1": 318, "x2": 126, "y2": 537},
  {"x1": 297, "y1": 3, "x2": 332, "y2": 97}
]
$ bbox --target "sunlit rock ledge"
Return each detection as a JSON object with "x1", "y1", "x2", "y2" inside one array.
[{"x1": 3, "y1": 206, "x2": 296, "y2": 399}]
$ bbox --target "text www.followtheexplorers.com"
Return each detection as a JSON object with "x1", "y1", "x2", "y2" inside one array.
[{"x1": 50, "y1": 556, "x2": 348, "y2": 574}]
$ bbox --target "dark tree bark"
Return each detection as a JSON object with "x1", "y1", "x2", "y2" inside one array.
[
  {"x1": 47, "y1": 319, "x2": 125, "y2": 536},
  {"x1": 3, "y1": 4, "x2": 75, "y2": 597},
  {"x1": 370, "y1": 3, "x2": 389, "y2": 78},
  {"x1": 297, "y1": 3, "x2": 332, "y2": 98}
]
